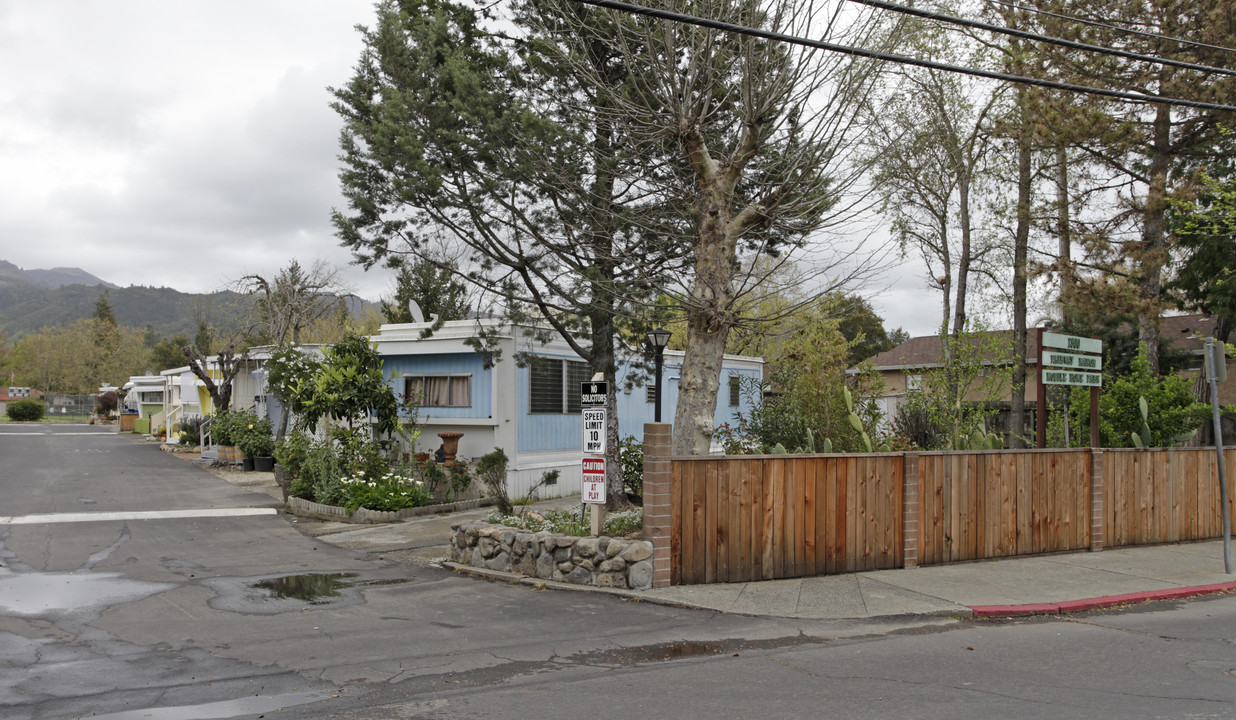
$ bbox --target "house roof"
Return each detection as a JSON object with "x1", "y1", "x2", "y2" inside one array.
[{"x1": 856, "y1": 314, "x2": 1220, "y2": 372}]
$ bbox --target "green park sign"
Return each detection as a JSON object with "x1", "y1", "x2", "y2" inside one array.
[
  {"x1": 1042, "y1": 369, "x2": 1103, "y2": 387},
  {"x1": 1041, "y1": 331, "x2": 1102, "y2": 355},
  {"x1": 1040, "y1": 350, "x2": 1102, "y2": 371}
]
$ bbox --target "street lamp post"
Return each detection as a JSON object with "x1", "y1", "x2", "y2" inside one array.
[{"x1": 648, "y1": 327, "x2": 672, "y2": 423}]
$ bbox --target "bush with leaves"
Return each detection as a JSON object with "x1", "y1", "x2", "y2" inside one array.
[
  {"x1": 475, "y1": 448, "x2": 511, "y2": 515},
  {"x1": 1100, "y1": 344, "x2": 1207, "y2": 447},
  {"x1": 6, "y1": 398, "x2": 45, "y2": 421},
  {"x1": 211, "y1": 409, "x2": 235, "y2": 446},
  {"x1": 230, "y1": 409, "x2": 275, "y2": 458},
  {"x1": 619, "y1": 436, "x2": 643, "y2": 503},
  {"x1": 177, "y1": 416, "x2": 206, "y2": 446}
]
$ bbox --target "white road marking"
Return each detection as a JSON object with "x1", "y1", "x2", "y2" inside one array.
[{"x1": 0, "y1": 508, "x2": 278, "y2": 525}]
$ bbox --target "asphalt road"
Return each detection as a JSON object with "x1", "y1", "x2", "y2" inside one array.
[{"x1": 3, "y1": 424, "x2": 1236, "y2": 719}]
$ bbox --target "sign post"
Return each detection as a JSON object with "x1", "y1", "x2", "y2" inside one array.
[
  {"x1": 1204, "y1": 338, "x2": 1230, "y2": 574},
  {"x1": 581, "y1": 378, "x2": 609, "y2": 536},
  {"x1": 1036, "y1": 330, "x2": 1104, "y2": 449}
]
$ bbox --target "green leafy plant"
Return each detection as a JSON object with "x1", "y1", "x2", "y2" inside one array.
[
  {"x1": 475, "y1": 448, "x2": 511, "y2": 515},
  {"x1": 177, "y1": 416, "x2": 205, "y2": 446},
  {"x1": 229, "y1": 409, "x2": 275, "y2": 458},
  {"x1": 485, "y1": 508, "x2": 643, "y2": 537},
  {"x1": 338, "y1": 470, "x2": 433, "y2": 514},
  {"x1": 211, "y1": 409, "x2": 235, "y2": 446},
  {"x1": 6, "y1": 398, "x2": 45, "y2": 421},
  {"x1": 1101, "y1": 344, "x2": 1206, "y2": 448},
  {"x1": 619, "y1": 436, "x2": 643, "y2": 503},
  {"x1": 273, "y1": 430, "x2": 313, "y2": 477}
]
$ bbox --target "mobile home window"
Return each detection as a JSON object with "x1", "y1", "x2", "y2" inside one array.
[
  {"x1": 645, "y1": 383, "x2": 657, "y2": 404},
  {"x1": 728, "y1": 375, "x2": 741, "y2": 406},
  {"x1": 404, "y1": 375, "x2": 472, "y2": 407},
  {"x1": 530, "y1": 358, "x2": 589, "y2": 414}
]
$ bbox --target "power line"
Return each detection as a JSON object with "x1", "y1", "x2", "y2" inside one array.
[
  {"x1": 982, "y1": 0, "x2": 1236, "y2": 57},
  {"x1": 565, "y1": 0, "x2": 1236, "y2": 113},
  {"x1": 847, "y1": 0, "x2": 1236, "y2": 77}
]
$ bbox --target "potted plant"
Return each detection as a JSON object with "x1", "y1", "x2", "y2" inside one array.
[
  {"x1": 233, "y1": 410, "x2": 274, "y2": 471},
  {"x1": 212, "y1": 410, "x2": 238, "y2": 463}
]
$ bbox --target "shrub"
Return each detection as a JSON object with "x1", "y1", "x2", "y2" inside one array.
[
  {"x1": 619, "y1": 436, "x2": 643, "y2": 503},
  {"x1": 1100, "y1": 344, "x2": 1207, "y2": 447},
  {"x1": 6, "y1": 398, "x2": 45, "y2": 421},
  {"x1": 211, "y1": 409, "x2": 235, "y2": 446},
  {"x1": 177, "y1": 416, "x2": 205, "y2": 446},
  {"x1": 475, "y1": 448, "x2": 511, "y2": 515},
  {"x1": 273, "y1": 431, "x2": 312, "y2": 477}
]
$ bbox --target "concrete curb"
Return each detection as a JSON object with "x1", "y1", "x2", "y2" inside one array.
[
  {"x1": 441, "y1": 562, "x2": 978, "y2": 619},
  {"x1": 442, "y1": 561, "x2": 710, "y2": 610},
  {"x1": 970, "y1": 581, "x2": 1236, "y2": 618}
]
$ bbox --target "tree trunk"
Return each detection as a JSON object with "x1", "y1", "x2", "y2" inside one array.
[
  {"x1": 1055, "y1": 145, "x2": 1073, "y2": 325},
  {"x1": 1009, "y1": 84, "x2": 1033, "y2": 449},
  {"x1": 673, "y1": 207, "x2": 736, "y2": 455},
  {"x1": 1138, "y1": 101, "x2": 1173, "y2": 376}
]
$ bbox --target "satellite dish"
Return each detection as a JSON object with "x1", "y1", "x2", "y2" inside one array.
[{"x1": 408, "y1": 299, "x2": 425, "y2": 323}]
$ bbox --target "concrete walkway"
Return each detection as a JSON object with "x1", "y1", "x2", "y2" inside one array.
[{"x1": 204, "y1": 464, "x2": 1236, "y2": 620}]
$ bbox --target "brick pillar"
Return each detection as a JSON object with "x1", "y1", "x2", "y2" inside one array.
[
  {"x1": 903, "y1": 453, "x2": 920, "y2": 569},
  {"x1": 642, "y1": 422, "x2": 674, "y2": 588},
  {"x1": 1090, "y1": 449, "x2": 1104, "y2": 552}
]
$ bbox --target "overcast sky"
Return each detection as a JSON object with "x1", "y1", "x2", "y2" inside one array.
[{"x1": 0, "y1": 0, "x2": 944, "y2": 339}]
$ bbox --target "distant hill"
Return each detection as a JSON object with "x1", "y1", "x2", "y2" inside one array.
[
  {"x1": 0, "y1": 260, "x2": 118, "y2": 290},
  {"x1": 0, "y1": 260, "x2": 375, "y2": 342}
]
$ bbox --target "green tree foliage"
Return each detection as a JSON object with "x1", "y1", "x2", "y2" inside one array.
[
  {"x1": 720, "y1": 316, "x2": 885, "y2": 454},
  {"x1": 1168, "y1": 163, "x2": 1236, "y2": 344},
  {"x1": 380, "y1": 257, "x2": 472, "y2": 325},
  {"x1": 292, "y1": 332, "x2": 400, "y2": 437},
  {"x1": 911, "y1": 322, "x2": 1013, "y2": 449},
  {"x1": 331, "y1": 0, "x2": 678, "y2": 508},
  {"x1": 92, "y1": 290, "x2": 116, "y2": 326},
  {"x1": 149, "y1": 334, "x2": 192, "y2": 372},
  {"x1": 1098, "y1": 344, "x2": 1206, "y2": 447}
]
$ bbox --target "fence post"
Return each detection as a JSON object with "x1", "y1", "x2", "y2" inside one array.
[
  {"x1": 1090, "y1": 449, "x2": 1104, "y2": 552},
  {"x1": 642, "y1": 422, "x2": 674, "y2": 588},
  {"x1": 903, "y1": 453, "x2": 920, "y2": 569}
]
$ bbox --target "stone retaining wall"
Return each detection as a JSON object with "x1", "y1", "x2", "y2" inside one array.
[{"x1": 450, "y1": 522, "x2": 654, "y2": 590}]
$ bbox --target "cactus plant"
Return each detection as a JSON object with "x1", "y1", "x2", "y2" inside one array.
[{"x1": 1130, "y1": 395, "x2": 1152, "y2": 448}]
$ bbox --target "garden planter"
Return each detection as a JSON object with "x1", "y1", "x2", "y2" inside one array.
[
  {"x1": 242, "y1": 457, "x2": 255, "y2": 472},
  {"x1": 254, "y1": 456, "x2": 275, "y2": 472},
  {"x1": 438, "y1": 432, "x2": 464, "y2": 466}
]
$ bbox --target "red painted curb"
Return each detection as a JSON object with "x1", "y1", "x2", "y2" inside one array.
[{"x1": 970, "y1": 581, "x2": 1236, "y2": 618}]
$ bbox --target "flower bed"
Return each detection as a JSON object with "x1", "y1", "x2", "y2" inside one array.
[{"x1": 286, "y1": 495, "x2": 493, "y2": 524}]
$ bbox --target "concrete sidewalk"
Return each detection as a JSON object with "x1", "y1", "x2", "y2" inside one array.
[{"x1": 206, "y1": 466, "x2": 1236, "y2": 620}]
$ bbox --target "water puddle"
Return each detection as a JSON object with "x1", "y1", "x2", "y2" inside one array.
[
  {"x1": 203, "y1": 572, "x2": 410, "y2": 614},
  {"x1": 253, "y1": 572, "x2": 358, "y2": 603}
]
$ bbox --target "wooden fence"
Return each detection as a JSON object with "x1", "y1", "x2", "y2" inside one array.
[{"x1": 660, "y1": 447, "x2": 1235, "y2": 586}]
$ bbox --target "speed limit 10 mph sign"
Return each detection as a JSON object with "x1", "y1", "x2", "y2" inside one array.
[{"x1": 583, "y1": 408, "x2": 606, "y2": 454}]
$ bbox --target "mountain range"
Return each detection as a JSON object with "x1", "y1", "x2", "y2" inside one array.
[{"x1": 0, "y1": 260, "x2": 253, "y2": 342}]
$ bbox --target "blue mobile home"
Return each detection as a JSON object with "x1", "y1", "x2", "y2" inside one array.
[{"x1": 370, "y1": 319, "x2": 763, "y2": 499}]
